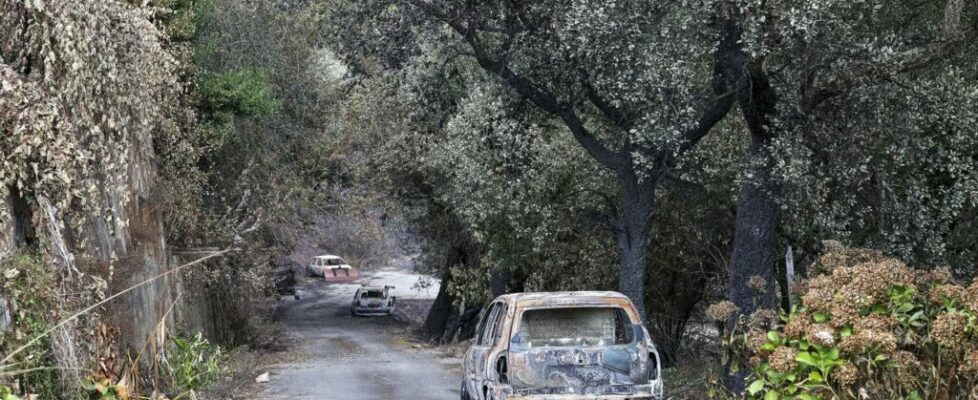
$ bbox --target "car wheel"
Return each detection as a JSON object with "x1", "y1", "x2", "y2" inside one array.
[{"x1": 459, "y1": 381, "x2": 470, "y2": 400}]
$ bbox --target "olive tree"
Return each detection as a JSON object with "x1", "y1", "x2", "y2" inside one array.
[
  {"x1": 713, "y1": 0, "x2": 977, "y2": 391},
  {"x1": 325, "y1": 0, "x2": 736, "y2": 316}
]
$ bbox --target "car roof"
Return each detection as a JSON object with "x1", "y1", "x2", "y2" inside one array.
[
  {"x1": 494, "y1": 291, "x2": 633, "y2": 307},
  {"x1": 313, "y1": 255, "x2": 342, "y2": 259},
  {"x1": 359, "y1": 286, "x2": 389, "y2": 291}
]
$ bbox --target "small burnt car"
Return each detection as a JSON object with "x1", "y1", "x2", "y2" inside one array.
[
  {"x1": 350, "y1": 286, "x2": 397, "y2": 316},
  {"x1": 266, "y1": 258, "x2": 300, "y2": 300},
  {"x1": 461, "y1": 291, "x2": 663, "y2": 400},
  {"x1": 308, "y1": 255, "x2": 359, "y2": 283}
]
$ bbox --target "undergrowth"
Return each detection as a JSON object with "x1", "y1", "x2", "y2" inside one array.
[
  {"x1": 711, "y1": 248, "x2": 978, "y2": 399},
  {"x1": 0, "y1": 251, "x2": 61, "y2": 398}
]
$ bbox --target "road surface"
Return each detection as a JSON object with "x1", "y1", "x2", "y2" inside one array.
[{"x1": 252, "y1": 263, "x2": 461, "y2": 400}]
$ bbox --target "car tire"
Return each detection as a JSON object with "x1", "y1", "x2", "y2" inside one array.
[{"x1": 459, "y1": 381, "x2": 471, "y2": 400}]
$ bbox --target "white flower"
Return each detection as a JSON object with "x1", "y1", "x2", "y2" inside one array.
[{"x1": 814, "y1": 330, "x2": 835, "y2": 346}]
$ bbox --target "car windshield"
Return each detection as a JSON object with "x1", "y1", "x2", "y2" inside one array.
[
  {"x1": 361, "y1": 290, "x2": 385, "y2": 299},
  {"x1": 517, "y1": 307, "x2": 632, "y2": 347}
]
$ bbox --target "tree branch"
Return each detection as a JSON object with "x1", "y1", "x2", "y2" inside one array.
[
  {"x1": 404, "y1": 0, "x2": 624, "y2": 170},
  {"x1": 580, "y1": 70, "x2": 636, "y2": 128}
]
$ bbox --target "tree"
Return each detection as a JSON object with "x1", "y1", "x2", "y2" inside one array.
[
  {"x1": 715, "y1": 0, "x2": 978, "y2": 391},
  {"x1": 325, "y1": 0, "x2": 737, "y2": 316}
]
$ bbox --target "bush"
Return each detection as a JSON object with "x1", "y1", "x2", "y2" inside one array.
[
  {"x1": 713, "y1": 248, "x2": 978, "y2": 399},
  {"x1": 167, "y1": 333, "x2": 226, "y2": 394}
]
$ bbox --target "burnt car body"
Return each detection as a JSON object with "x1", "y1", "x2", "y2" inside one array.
[
  {"x1": 308, "y1": 255, "x2": 359, "y2": 283},
  {"x1": 461, "y1": 292, "x2": 663, "y2": 400},
  {"x1": 350, "y1": 286, "x2": 397, "y2": 316},
  {"x1": 267, "y1": 258, "x2": 300, "y2": 300}
]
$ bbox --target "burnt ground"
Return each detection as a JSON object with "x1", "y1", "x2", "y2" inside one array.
[{"x1": 221, "y1": 263, "x2": 462, "y2": 400}]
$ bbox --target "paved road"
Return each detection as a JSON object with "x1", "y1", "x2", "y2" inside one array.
[{"x1": 252, "y1": 266, "x2": 460, "y2": 400}]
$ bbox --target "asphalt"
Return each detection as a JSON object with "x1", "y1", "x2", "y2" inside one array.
[{"x1": 252, "y1": 265, "x2": 461, "y2": 400}]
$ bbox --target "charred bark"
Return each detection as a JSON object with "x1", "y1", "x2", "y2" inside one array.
[
  {"x1": 614, "y1": 170, "x2": 657, "y2": 318},
  {"x1": 422, "y1": 242, "x2": 483, "y2": 343},
  {"x1": 715, "y1": 11, "x2": 781, "y2": 393}
]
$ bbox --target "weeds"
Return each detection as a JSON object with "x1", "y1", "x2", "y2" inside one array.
[
  {"x1": 167, "y1": 333, "x2": 226, "y2": 395},
  {"x1": 81, "y1": 376, "x2": 126, "y2": 400},
  {"x1": 0, "y1": 249, "x2": 233, "y2": 399},
  {"x1": 0, "y1": 251, "x2": 61, "y2": 398}
]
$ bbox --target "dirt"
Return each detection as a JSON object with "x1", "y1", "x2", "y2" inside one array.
[{"x1": 205, "y1": 262, "x2": 461, "y2": 400}]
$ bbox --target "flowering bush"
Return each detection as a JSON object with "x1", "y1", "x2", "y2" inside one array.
[{"x1": 713, "y1": 248, "x2": 978, "y2": 399}]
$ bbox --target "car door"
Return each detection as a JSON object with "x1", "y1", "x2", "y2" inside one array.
[
  {"x1": 465, "y1": 301, "x2": 503, "y2": 399},
  {"x1": 484, "y1": 302, "x2": 510, "y2": 388}
]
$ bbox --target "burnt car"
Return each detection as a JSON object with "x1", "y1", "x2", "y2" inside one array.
[
  {"x1": 267, "y1": 258, "x2": 300, "y2": 300},
  {"x1": 350, "y1": 286, "x2": 397, "y2": 316},
  {"x1": 461, "y1": 291, "x2": 663, "y2": 400},
  {"x1": 308, "y1": 255, "x2": 359, "y2": 283}
]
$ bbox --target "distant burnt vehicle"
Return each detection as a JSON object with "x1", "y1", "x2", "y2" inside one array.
[
  {"x1": 308, "y1": 254, "x2": 358, "y2": 283},
  {"x1": 268, "y1": 258, "x2": 300, "y2": 300},
  {"x1": 350, "y1": 286, "x2": 396, "y2": 316},
  {"x1": 461, "y1": 291, "x2": 663, "y2": 400}
]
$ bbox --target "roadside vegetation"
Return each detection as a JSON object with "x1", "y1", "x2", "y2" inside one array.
[{"x1": 1, "y1": 0, "x2": 977, "y2": 399}]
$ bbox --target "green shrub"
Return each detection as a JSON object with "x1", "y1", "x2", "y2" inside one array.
[
  {"x1": 713, "y1": 248, "x2": 978, "y2": 399},
  {"x1": 167, "y1": 333, "x2": 226, "y2": 394},
  {"x1": 0, "y1": 252, "x2": 60, "y2": 398},
  {"x1": 198, "y1": 68, "x2": 280, "y2": 124}
]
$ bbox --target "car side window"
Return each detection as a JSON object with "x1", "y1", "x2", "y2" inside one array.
[
  {"x1": 474, "y1": 306, "x2": 491, "y2": 342},
  {"x1": 480, "y1": 303, "x2": 502, "y2": 346},
  {"x1": 491, "y1": 304, "x2": 508, "y2": 344}
]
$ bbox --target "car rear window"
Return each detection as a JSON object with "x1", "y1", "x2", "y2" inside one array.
[
  {"x1": 327, "y1": 258, "x2": 343, "y2": 266},
  {"x1": 361, "y1": 290, "x2": 385, "y2": 299},
  {"x1": 518, "y1": 307, "x2": 633, "y2": 347}
]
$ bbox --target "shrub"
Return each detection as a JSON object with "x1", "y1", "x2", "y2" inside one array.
[
  {"x1": 166, "y1": 333, "x2": 226, "y2": 393},
  {"x1": 713, "y1": 248, "x2": 978, "y2": 399}
]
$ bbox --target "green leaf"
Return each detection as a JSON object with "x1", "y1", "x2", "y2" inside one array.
[
  {"x1": 764, "y1": 390, "x2": 780, "y2": 400},
  {"x1": 796, "y1": 351, "x2": 818, "y2": 367},
  {"x1": 747, "y1": 379, "x2": 765, "y2": 395},
  {"x1": 813, "y1": 312, "x2": 829, "y2": 323},
  {"x1": 807, "y1": 370, "x2": 823, "y2": 383},
  {"x1": 767, "y1": 331, "x2": 781, "y2": 342},
  {"x1": 828, "y1": 347, "x2": 840, "y2": 360}
]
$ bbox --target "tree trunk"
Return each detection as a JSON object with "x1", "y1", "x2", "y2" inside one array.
[
  {"x1": 722, "y1": 61, "x2": 781, "y2": 395},
  {"x1": 727, "y1": 141, "x2": 779, "y2": 316},
  {"x1": 715, "y1": 12, "x2": 781, "y2": 391},
  {"x1": 423, "y1": 242, "x2": 484, "y2": 343},
  {"x1": 422, "y1": 245, "x2": 464, "y2": 341},
  {"x1": 724, "y1": 135, "x2": 780, "y2": 393},
  {"x1": 615, "y1": 170, "x2": 656, "y2": 319}
]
